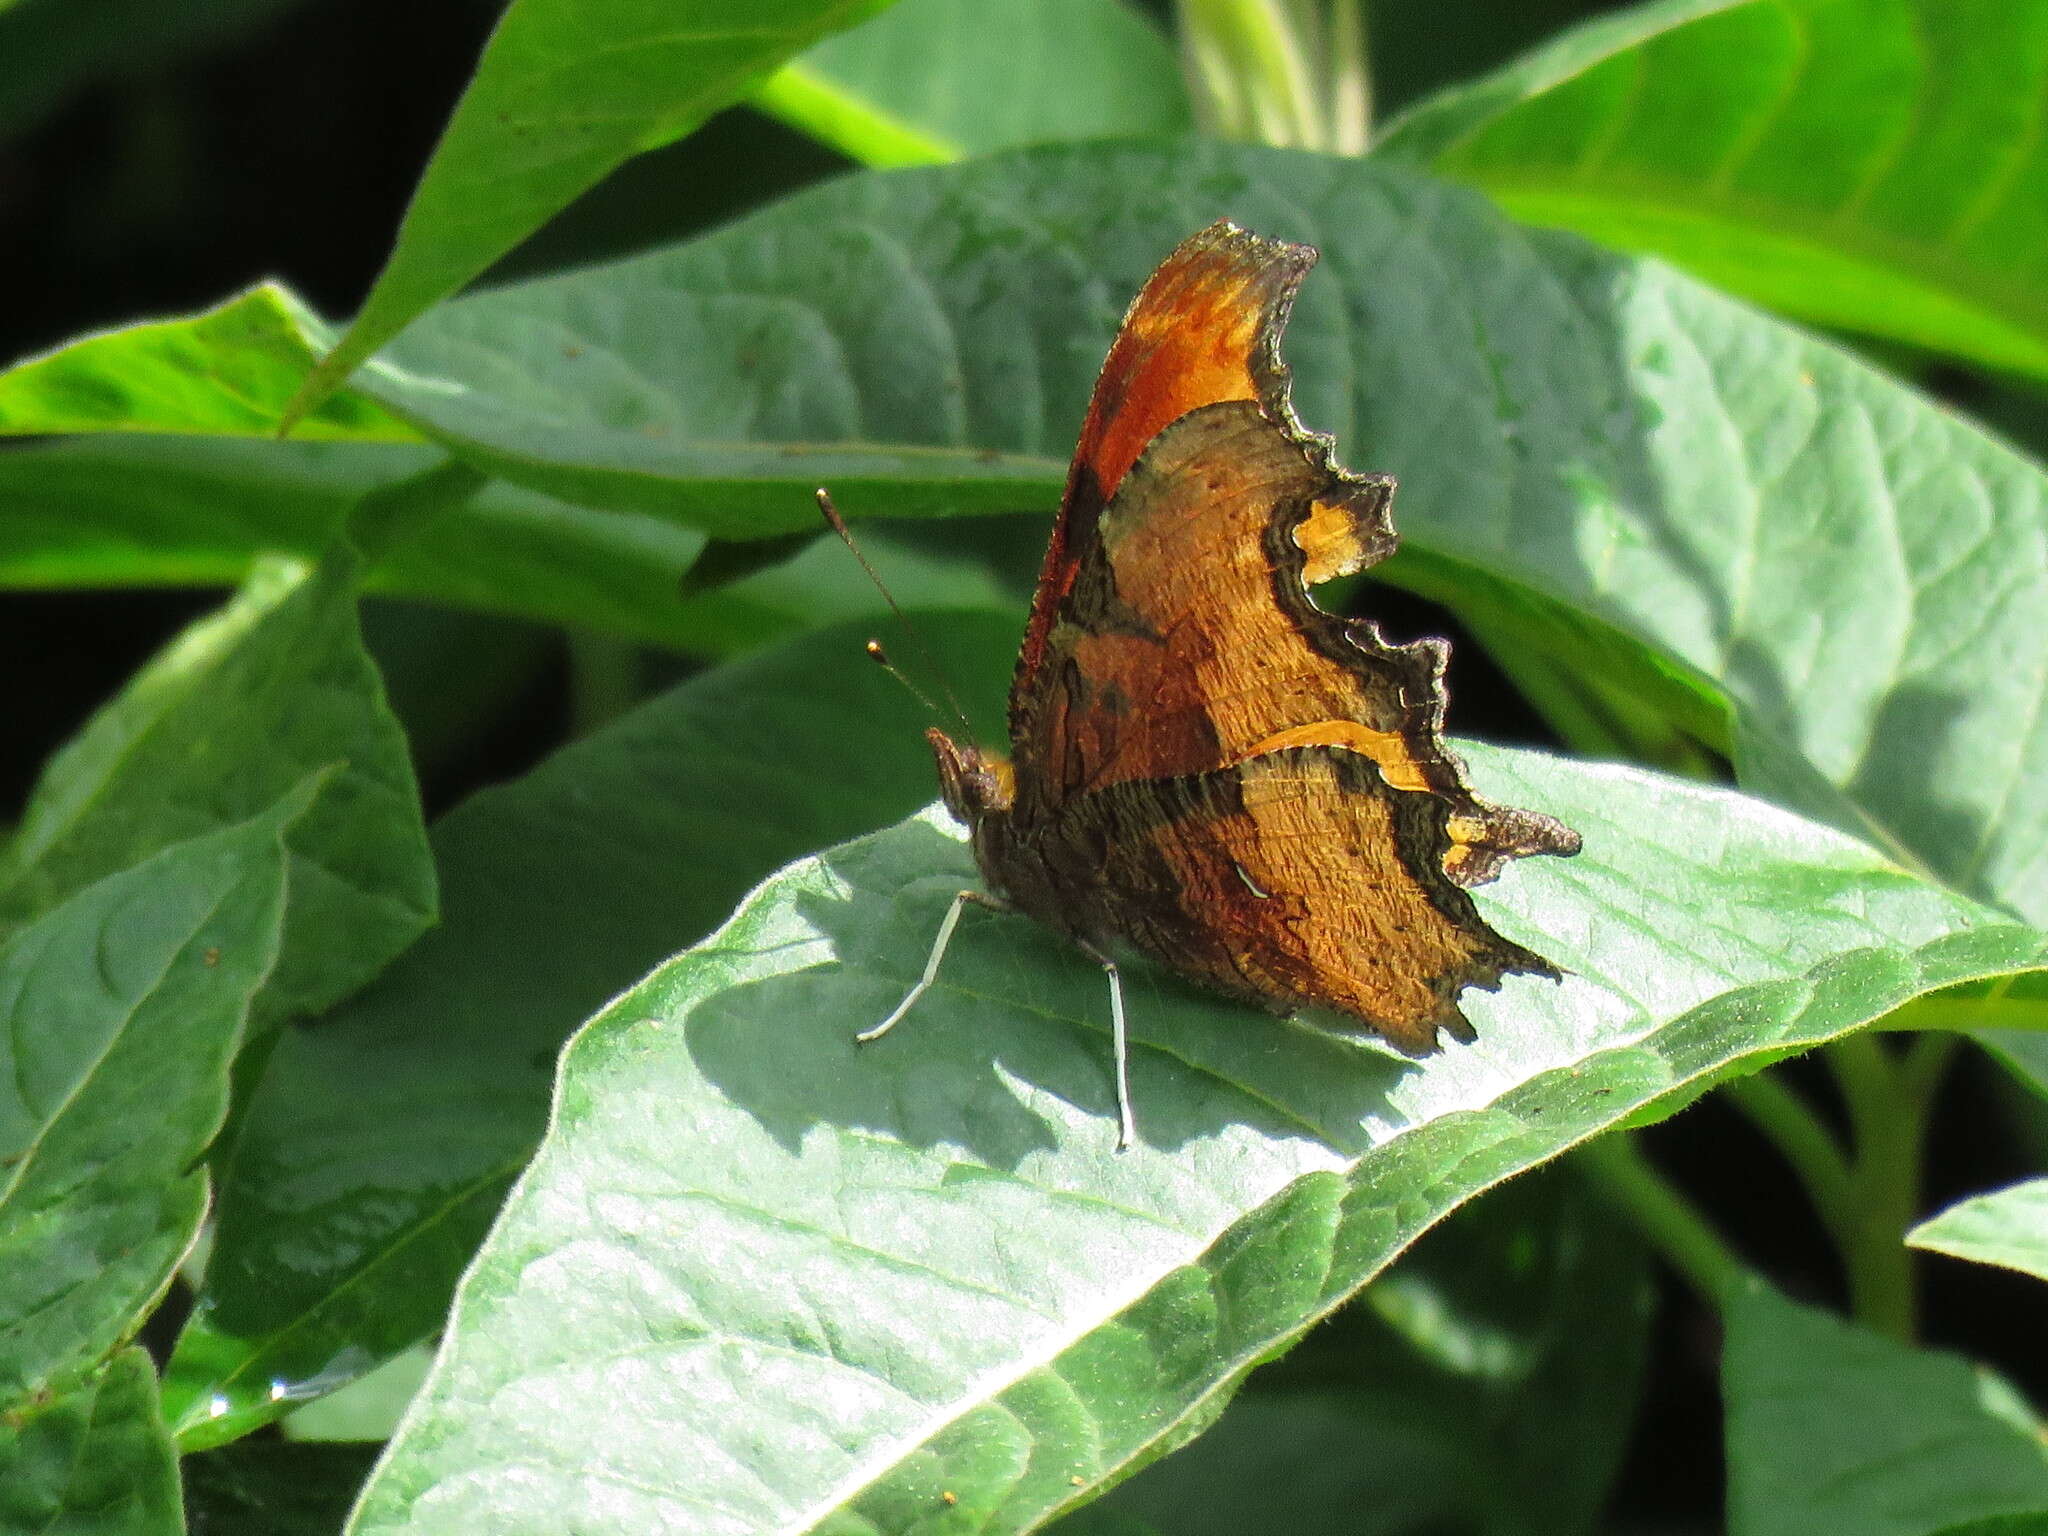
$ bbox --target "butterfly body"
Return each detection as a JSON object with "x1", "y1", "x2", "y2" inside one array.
[{"x1": 871, "y1": 221, "x2": 1580, "y2": 1144}]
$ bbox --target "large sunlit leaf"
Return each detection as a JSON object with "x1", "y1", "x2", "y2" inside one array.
[
  {"x1": 0, "y1": 1349, "x2": 180, "y2": 1536},
  {"x1": 1376, "y1": 0, "x2": 2048, "y2": 381},
  {"x1": 0, "y1": 789, "x2": 306, "y2": 1406},
  {"x1": 0, "y1": 546, "x2": 434, "y2": 1022},
  {"x1": 163, "y1": 612, "x2": 1019, "y2": 1451},
  {"x1": 285, "y1": 0, "x2": 904, "y2": 423},
  {"x1": 1908, "y1": 1179, "x2": 2048, "y2": 1285},
  {"x1": 756, "y1": 0, "x2": 1188, "y2": 166},
  {"x1": 1724, "y1": 1287, "x2": 2048, "y2": 1536},
  {"x1": 348, "y1": 748, "x2": 2046, "y2": 1533},
  {"x1": 9, "y1": 145, "x2": 2048, "y2": 926},
  {"x1": 1093, "y1": 1169, "x2": 1651, "y2": 1536}
]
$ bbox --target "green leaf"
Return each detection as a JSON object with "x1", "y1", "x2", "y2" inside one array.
[
  {"x1": 346, "y1": 748, "x2": 2045, "y2": 1533},
  {"x1": 286, "y1": 0, "x2": 904, "y2": 425},
  {"x1": 1909, "y1": 1179, "x2": 2048, "y2": 1284},
  {"x1": 1096, "y1": 1169, "x2": 1650, "y2": 1535},
  {"x1": 0, "y1": 789, "x2": 306, "y2": 1406},
  {"x1": 0, "y1": 436, "x2": 1013, "y2": 655},
  {"x1": 757, "y1": 0, "x2": 1189, "y2": 165},
  {"x1": 1376, "y1": 0, "x2": 2048, "y2": 381},
  {"x1": 0, "y1": 1349, "x2": 180, "y2": 1536},
  {"x1": 12, "y1": 144, "x2": 2048, "y2": 926},
  {"x1": 1724, "y1": 1286, "x2": 2048, "y2": 1536},
  {"x1": 162, "y1": 611, "x2": 1019, "y2": 1450},
  {"x1": 314, "y1": 144, "x2": 2048, "y2": 931},
  {"x1": 183, "y1": 1441, "x2": 381, "y2": 1536},
  {"x1": 0, "y1": 285, "x2": 401, "y2": 441},
  {"x1": 0, "y1": 546, "x2": 435, "y2": 1022}
]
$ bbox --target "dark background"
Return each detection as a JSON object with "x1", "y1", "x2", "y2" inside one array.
[{"x1": 3, "y1": 3, "x2": 2042, "y2": 1531}]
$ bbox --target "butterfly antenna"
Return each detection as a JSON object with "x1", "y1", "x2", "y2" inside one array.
[
  {"x1": 816, "y1": 487, "x2": 979, "y2": 744},
  {"x1": 864, "y1": 639, "x2": 941, "y2": 717}
]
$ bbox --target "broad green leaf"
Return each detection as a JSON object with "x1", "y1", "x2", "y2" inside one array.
[
  {"x1": 12, "y1": 145, "x2": 2048, "y2": 925},
  {"x1": 329, "y1": 145, "x2": 2048, "y2": 930},
  {"x1": 0, "y1": 546, "x2": 434, "y2": 1022},
  {"x1": 0, "y1": 790, "x2": 306, "y2": 1405},
  {"x1": 757, "y1": 0, "x2": 1188, "y2": 166},
  {"x1": 1724, "y1": 1287, "x2": 2048, "y2": 1536},
  {"x1": 163, "y1": 612, "x2": 1018, "y2": 1450},
  {"x1": 0, "y1": 285, "x2": 399, "y2": 441},
  {"x1": 0, "y1": 436, "x2": 1007, "y2": 654},
  {"x1": 286, "y1": 0, "x2": 904, "y2": 424},
  {"x1": 1096, "y1": 1169, "x2": 1650, "y2": 1535},
  {"x1": 349, "y1": 749, "x2": 2045, "y2": 1533},
  {"x1": 0, "y1": 1349, "x2": 180, "y2": 1536},
  {"x1": 1909, "y1": 1179, "x2": 2048, "y2": 1284},
  {"x1": 1376, "y1": 0, "x2": 2048, "y2": 382},
  {"x1": 184, "y1": 1441, "x2": 381, "y2": 1536}
]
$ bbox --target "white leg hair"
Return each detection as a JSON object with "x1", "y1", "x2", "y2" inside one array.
[
  {"x1": 1078, "y1": 941, "x2": 1134, "y2": 1152},
  {"x1": 858, "y1": 889, "x2": 987, "y2": 1044}
]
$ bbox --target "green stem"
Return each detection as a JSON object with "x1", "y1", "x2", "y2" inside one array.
[
  {"x1": 1723, "y1": 1069, "x2": 1858, "y2": 1257},
  {"x1": 1901, "y1": 1031, "x2": 1963, "y2": 1105},
  {"x1": 1176, "y1": 6, "x2": 1246, "y2": 140},
  {"x1": 1175, "y1": 0, "x2": 1325, "y2": 148},
  {"x1": 1825, "y1": 1033, "x2": 1955, "y2": 1341},
  {"x1": 1577, "y1": 1131, "x2": 1745, "y2": 1308},
  {"x1": 1327, "y1": 0, "x2": 1370, "y2": 153},
  {"x1": 752, "y1": 62, "x2": 961, "y2": 169}
]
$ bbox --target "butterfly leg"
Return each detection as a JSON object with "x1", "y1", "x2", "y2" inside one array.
[
  {"x1": 1074, "y1": 940, "x2": 1135, "y2": 1152},
  {"x1": 858, "y1": 888, "x2": 1005, "y2": 1045}
]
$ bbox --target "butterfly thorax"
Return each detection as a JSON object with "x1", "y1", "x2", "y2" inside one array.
[{"x1": 926, "y1": 727, "x2": 1075, "y2": 933}]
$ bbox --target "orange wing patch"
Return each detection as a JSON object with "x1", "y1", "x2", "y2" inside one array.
[
  {"x1": 1014, "y1": 224, "x2": 1314, "y2": 696},
  {"x1": 1071, "y1": 225, "x2": 1310, "y2": 505}
]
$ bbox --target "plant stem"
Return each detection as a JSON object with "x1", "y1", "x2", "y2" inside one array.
[
  {"x1": 1174, "y1": 0, "x2": 1325, "y2": 148},
  {"x1": 752, "y1": 63, "x2": 960, "y2": 169},
  {"x1": 1901, "y1": 1030, "x2": 1963, "y2": 1106},
  {"x1": 1327, "y1": 0, "x2": 1370, "y2": 153},
  {"x1": 1825, "y1": 1032, "x2": 1956, "y2": 1341},
  {"x1": 1577, "y1": 1131, "x2": 1745, "y2": 1307}
]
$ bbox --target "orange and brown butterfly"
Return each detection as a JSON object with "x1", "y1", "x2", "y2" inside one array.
[{"x1": 835, "y1": 220, "x2": 1579, "y2": 1149}]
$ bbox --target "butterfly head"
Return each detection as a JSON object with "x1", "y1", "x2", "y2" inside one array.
[{"x1": 926, "y1": 727, "x2": 1014, "y2": 828}]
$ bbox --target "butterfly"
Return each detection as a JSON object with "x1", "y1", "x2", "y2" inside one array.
[{"x1": 842, "y1": 221, "x2": 1579, "y2": 1149}]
